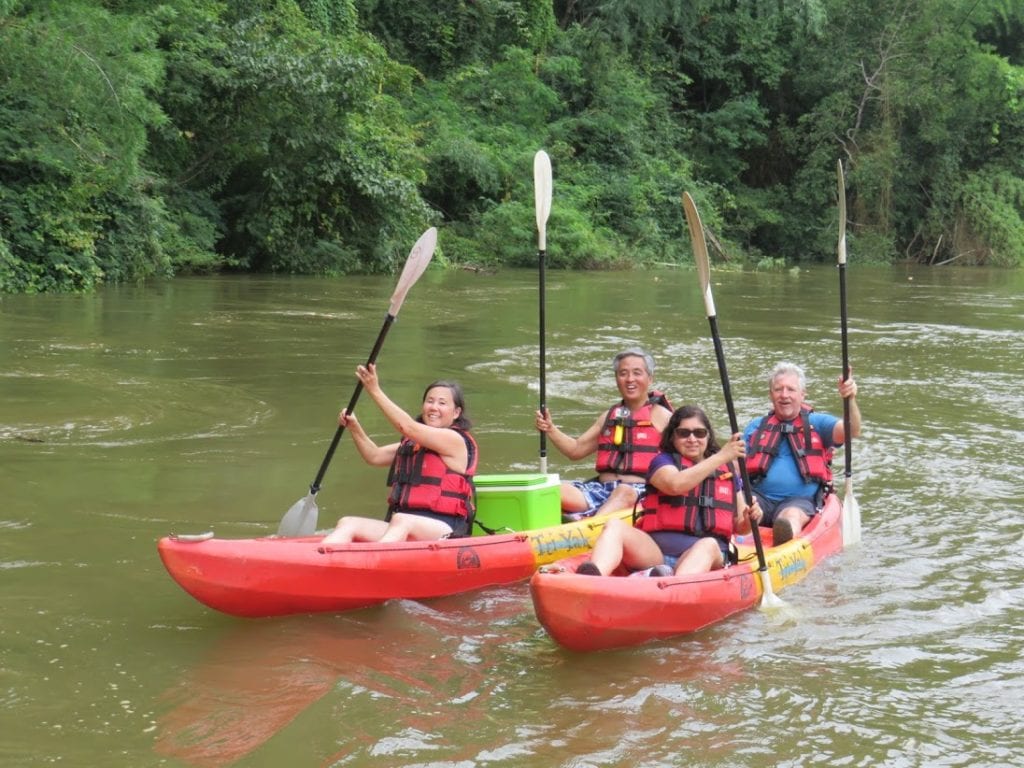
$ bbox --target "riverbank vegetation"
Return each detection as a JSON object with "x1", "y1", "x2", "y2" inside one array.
[{"x1": 2, "y1": 0, "x2": 1023, "y2": 292}]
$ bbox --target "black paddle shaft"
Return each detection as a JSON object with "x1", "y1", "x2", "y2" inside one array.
[
  {"x1": 538, "y1": 248, "x2": 547, "y2": 463},
  {"x1": 707, "y1": 314, "x2": 768, "y2": 571},
  {"x1": 839, "y1": 262, "x2": 853, "y2": 480},
  {"x1": 309, "y1": 313, "x2": 396, "y2": 495}
]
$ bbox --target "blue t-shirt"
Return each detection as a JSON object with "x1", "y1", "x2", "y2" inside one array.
[
  {"x1": 743, "y1": 411, "x2": 838, "y2": 501},
  {"x1": 646, "y1": 451, "x2": 678, "y2": 480}
]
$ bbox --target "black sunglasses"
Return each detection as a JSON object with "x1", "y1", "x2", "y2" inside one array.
[{"x1": 674, "y1": 427, "x2": 709, "y2": 439}]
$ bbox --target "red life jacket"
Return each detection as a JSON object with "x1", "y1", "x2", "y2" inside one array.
[
  {"x1": 636, "y1": 454, "x2": 736, "y2": 541},
  {"x1": 386, "y1": 429, "x2": 478, "y2": 519},
  {"x1": 594, "y1": 391, "x2": 671, "y2": 476},
  {"x1": 745, "y1": 406, "x2": 833, "y2": 484}
]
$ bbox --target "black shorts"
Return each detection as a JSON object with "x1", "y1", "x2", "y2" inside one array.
[
  {"x1": 405, "y1": 510, "x2": 470, "y2": 538},
  {"x1": 752, "y1": 492, "x2": 817, "y2": 527},
  {"x1": 649, "y1": 530, "x2": 730, "y2": 567}
]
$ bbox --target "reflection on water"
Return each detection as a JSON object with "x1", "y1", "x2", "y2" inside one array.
[
  {"x1": 154, "y1": 587, "x2": 758, "y2": 767},
  {"x1": 2, "y1": 267, "x2": 1023, "y2": 766},
  {"x1": 155, "y1": 590, "x2": 531, "y2": 766},
  {"x1": 155, "y1": 617, "x2": 379, "y2": 766}
]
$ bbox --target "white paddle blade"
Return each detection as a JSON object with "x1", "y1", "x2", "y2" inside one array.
[
  {"x1": 388, "y1": 227, "x2": 437, "y2": 317},
  {"x1": 841, "y1": 478, "x2": 862, "y2": 546},
  {"x1": 682, "y1": 192, "x2": 717, "y2": 318},
  {"x1": 277, "y1": 492, "x2": 318, "y2": 537},
  {"x1": 534, "y1": 150, "x2": 553, "y2": 250},
  {"x1": 758, "y1": 570, "x2": 785, "y2": 609},
  {"x1": 837, "y1": 159, "x2": 848, "y2": 266}
]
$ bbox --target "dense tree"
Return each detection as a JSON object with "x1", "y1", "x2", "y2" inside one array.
[
  {"x1": 147, "y1": 0, "x2": 431, "y2": 274},
  {"x1": 2, "y1": 0, "x2": 1023, "y2": 292},
  {"x1": 0, "y1": 1, "x2": 183, "y2": 291},
  {"x1": 356, "y1": 0, "x2": 555, "y2": 76},
  {"x1": 786, "y1": 0, "x2": 1024, "y2": 264}
]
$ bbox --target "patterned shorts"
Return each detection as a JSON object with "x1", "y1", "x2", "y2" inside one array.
[{"x1": 562, "y1": 480, "x2": 647, "y2": 521}]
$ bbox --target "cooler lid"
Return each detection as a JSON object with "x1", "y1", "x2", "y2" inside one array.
[{"x1": 474, "y1": 473, "x2": 551, "y2": 487}]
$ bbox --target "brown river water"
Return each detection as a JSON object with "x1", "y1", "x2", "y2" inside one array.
[{"x1": 1, "y1": 265, "x2": 1022, "y2": 767}]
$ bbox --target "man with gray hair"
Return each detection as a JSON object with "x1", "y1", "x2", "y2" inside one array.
[
  {"x1": 535, "y1": 348, "x2": 672, "y2": 521},
  {"x1": 743, "y1": 361, "x2": 861, "y2": 544}
]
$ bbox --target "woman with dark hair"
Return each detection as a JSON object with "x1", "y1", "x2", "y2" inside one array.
[
  {"x1": 575, "y1": 405, "x2": 761, "y2": 576},
  {"x1": 322, "y1": 364, "x2": 477, "y2": 544}
]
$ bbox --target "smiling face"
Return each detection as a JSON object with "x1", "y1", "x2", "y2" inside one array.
[
  {"x1": 769, "y1": 372, "x2": 806, "y2": 421},
  {"x1": 614, "y1": 355, "x2": 653, "y2": 406},
  {"x1": 672, "y1": 416, "x2": 710, "y2": 461},
  {"x1": 421, "y1": 385, "x2": 461, "y2": 428}
]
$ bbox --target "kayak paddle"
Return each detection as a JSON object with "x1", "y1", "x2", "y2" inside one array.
[
  {"x1": 682, "y1": 192, "x2": 782, "y2": 608},
  {"x1": 534, "y1": 150, "x2": 553, "y2": 473},
  {"x1": 836, "y1": 160, "x2": 862, "y2": 545},
  {"x1": 277, "y1": 227, "x2": 438, "y2": 537}
]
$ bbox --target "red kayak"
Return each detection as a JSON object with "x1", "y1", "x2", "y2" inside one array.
[
  {"x1": 157, "y1": 510, "x2": 629, "y2": 618},
  {"x1": 529, "y1": 493, "x2": 848, "y2": 651}
]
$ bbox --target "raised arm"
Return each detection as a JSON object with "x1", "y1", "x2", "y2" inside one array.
[
  {"x1": 359, "y1": 364, "x2": 469, "y2": 472},
  {"x1": 535, "y1": 408, "x2": 603, "y2": 461},
  {"x1": 832, "y1": 374, "x2": 862, "y2": 444}
]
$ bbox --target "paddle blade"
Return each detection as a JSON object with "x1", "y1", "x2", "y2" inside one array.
[
  {"x1": 841, "y1": 478, "x2": 862, "y2": 546},
  {"x1": 758, "y1": 570, "x2": 785, "y2": 609},
  {"x1": 277, "y1": 492, "x2": 318, "y2": 537},
  {"x1": 837, "y1": 159, "x2": 848, "y2": 266},
  {"x1": 534, "y1": 150, "x2": 553, "y2": 250},
  {"x1": 682, "y1": 192, "x2": 717, "y2": 318},
  {"x1": 388, "y1": 227, "x2": 437, "y2": 317}
]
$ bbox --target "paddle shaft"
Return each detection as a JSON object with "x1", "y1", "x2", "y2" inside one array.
[
  {"x1": 706, "y1": 314, "x2": 769, "y2": 571},
  {"x1": 539, "y1": 249, "x2": 548, "y2": 471},
  {"x1": 835, "y1": 160, "x2": 862, "y2": 545},
  {"x1": 275, "y1": 226, "x2": 436, "y2": 537},
  {"x1": 534, "y1": 150, "x2": 552, "y2": 474},
  {"x1": 837, "y1": 159, "x2": 854, "y2": 481},
  {"x1": 683, "y1": 192, "x2": 768, "y2": 571},
  {"x1": 309, "y1": 313, "x2": 395, "y2": 495},
  {"x1": 839, "y1": 262, "x2": 853, "y2": 479}
]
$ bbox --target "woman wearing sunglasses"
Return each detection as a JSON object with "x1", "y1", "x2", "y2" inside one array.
[{"x1": 575, "y1": 405, "x2": 761, "y2": 577}]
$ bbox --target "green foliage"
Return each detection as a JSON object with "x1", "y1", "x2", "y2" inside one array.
[
  {"x1": 0, "y1": 4, "x2": 133, "y2": 288},
  {"x1": 356, "y1": 0, "x2": 556, "y2": 75},
  {"x1": 401, "y1": 28, "x2": 699, "y2": 271},
  {"x1": 0, "y1": 232, "x2": 17, "y2": 290},
  {"x1": 956, "y1": 168, "x2": 1024, "y2": 266},
  {"x1": 148, "y1": 0, "x2": 431, "y2": 274},
  {"x1": 0, "y1": 0, "x2": 222, "y2": 291},
  {"x1": 755, "y1": 256, "x2": 787, "y2": 271},
  {"x1": 972, "y1": 0, "x2": 1024, "y2": 63},
  {"x1": 3, "y1": 0, "x2": 1024, "y2": 292},
  {"x1": 296, "y1": 0, "x2": 356, "y2": 35}
]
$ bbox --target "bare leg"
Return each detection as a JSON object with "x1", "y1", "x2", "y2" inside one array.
[
  {"x1": 592, "y1": 482, "x2": 640, "y2": 517},
  {"x1": 772, "y1": 506, "x2": 811, "y2": 545},
  {"x1": 378, "y1": 512, "x2": 453, "y2": 543},
  {"x1": 322, "y1": 516, "x2": 390, "y2": 545},
  {"x1": 778, "y1": 506, "x2": 811, "y2": 535},
  {"x1": 674, "y1": 537, "x2": 725, "y2": 575},
  {"x1": 559, "y1": 482, "x2": 590, "y2": 514},
  {"x1": 587, "y1": 517, "x2": 663, "y2": 575}
]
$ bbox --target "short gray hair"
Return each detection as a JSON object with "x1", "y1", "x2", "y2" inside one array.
[
  {"x1": 769, "y1": 361, "x2": 806, "y2": 390},
  {"x1": 613, "y1": 348, "x2": 655, "y2": 377}
]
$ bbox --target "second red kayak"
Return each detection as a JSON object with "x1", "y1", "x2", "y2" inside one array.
[{"x1": 529, "y1": 492, "x2": 848, "y2": 652}]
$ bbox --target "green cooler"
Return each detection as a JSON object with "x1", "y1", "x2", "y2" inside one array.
[{"x1": 472, "y1": 473, "x2": 561, "y2": 535}]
